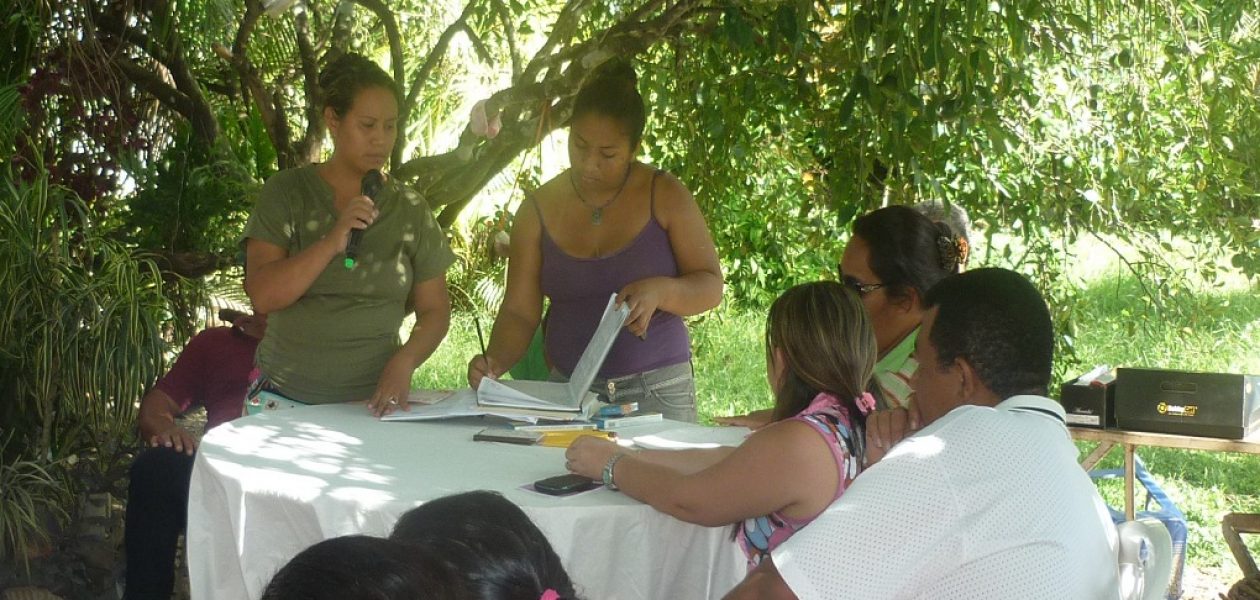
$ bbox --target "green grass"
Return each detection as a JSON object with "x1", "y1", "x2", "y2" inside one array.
[
  {"x1": 412, "y1": 268, "x2": 1260, "y2": 590},
  {"x1": 1069, "y1": 275, "x2": 1260, "y2": 376},
  {"x1": 690, "y1": 307, "x2": 775, "y2": 421},
  {"x1": 410, "y1": 318, "x2": 483, "y2": 391}
]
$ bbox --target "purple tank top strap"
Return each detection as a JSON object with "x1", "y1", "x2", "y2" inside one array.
[
  {"x1": 528, "y1": 195, "x2": 545, "y2": 233},
  {"x1": 649, "y1": 168, "x2": 661, "y2": 218}
]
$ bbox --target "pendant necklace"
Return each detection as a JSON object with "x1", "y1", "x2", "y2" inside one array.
[{"x1": 570, "y1": 165, "x2": 633, "y2": 225}]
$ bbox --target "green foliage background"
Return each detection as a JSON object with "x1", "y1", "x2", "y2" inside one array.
[
  {"x1": 0, "y1": 159, "x2": 169, "y2": 573},
  {"x1": 2, "y1": 0, "x2": 1259, "y2": 591},
  {"x1": 640, "y1": 1, "x2": 1259, "y2": 306}
]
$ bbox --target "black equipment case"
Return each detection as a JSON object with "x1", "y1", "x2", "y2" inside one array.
[{"x1": 1113, "y1": 368, "x2": 1260, "y2": 439}]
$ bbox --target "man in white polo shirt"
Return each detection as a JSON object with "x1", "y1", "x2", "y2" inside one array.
[{"x1": 725, "y1": 268, "x2": 1120, "y2": 600}]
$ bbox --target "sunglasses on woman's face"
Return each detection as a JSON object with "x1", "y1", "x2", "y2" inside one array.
[{"x1": 841, "y1": 274, "x2": 886, "y2": 296}]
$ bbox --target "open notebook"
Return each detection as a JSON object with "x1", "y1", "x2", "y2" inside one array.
[
  {"x1": 477, "y1": 294, "x2": 629, "y2": 413},
  {"x1": 384, "y1": 293, "x2": 629, "y2": 422}
]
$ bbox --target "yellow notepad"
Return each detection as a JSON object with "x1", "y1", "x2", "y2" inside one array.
[{"x1": 537, "y1": 430, "x2": 617, "y2": 448}]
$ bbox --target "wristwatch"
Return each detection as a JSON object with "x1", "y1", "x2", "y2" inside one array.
[{"x1": 601, "y1": 453, "x2": 626, "y2": 490}]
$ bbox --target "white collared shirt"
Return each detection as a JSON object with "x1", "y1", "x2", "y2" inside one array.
[{"x1": 772, "y1": 395, "x2": 1121, "y2": 600}]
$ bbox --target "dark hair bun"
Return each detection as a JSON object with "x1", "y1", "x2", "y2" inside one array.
[
  {"x1": 573, "y1": 57, "x2": 646, "y2": 146},
  {"x1": 590, "y1": 57, "x2": 638, "y2": 89},
  {"x1": 319, "y1": 52, "x2": 399, "y2": 117},
  {"x1": 318, "y1": 53, "x2": 371, "y2": 90}
]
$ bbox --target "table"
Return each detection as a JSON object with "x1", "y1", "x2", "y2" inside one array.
[
  {"x1": 187, "y1": 404, "x2": 747, "y2": 600},
  {"x1": 1070, "y1": 427, "x2": 1260, "y2": 520}
]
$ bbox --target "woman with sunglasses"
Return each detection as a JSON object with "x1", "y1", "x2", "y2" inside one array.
[{"x1": 718, "y1": 205, "x2": 967, "y2": 432}]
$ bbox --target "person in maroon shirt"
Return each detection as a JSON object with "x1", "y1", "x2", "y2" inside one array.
[{"x1": 122, "y1": 310, "x2": 265, "y2": 600}]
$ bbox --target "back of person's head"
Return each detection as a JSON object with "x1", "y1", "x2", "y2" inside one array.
[
  {"x1": 852, "y1": 205, "x2": 965, "y2": 304},
  {"x1": 433, "y1": 539, "x2": 575, "y2": 600},
  {"x1": 766, "y1": 282, "x2": 877, "y2": 431},
  {"x1": 391, "y1": 491, "x2": 577, "y2": 599},
  {"x1": 923, "y1": 268, "x2": 1053, "y2": 398},
  {"x1": 319, "y1": 53, "x2": 401, "y2": 117},
  {"x1": 571, "y1": 58, "x2": 646, "y2": 148},
  {"x1": 261, "y1": 535, "x2": 464, "y2": 600}
]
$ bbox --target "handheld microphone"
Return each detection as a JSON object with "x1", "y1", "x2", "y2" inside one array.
[{"x1": 345, "y1": 169, "x2": 383, "y2": 269}]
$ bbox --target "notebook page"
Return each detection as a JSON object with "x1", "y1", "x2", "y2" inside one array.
[{"x1": 566, "y1": 294, "x2": 630, "y2": 403}]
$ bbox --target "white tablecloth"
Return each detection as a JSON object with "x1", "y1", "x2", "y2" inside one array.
[{"x1": 187, "y1": 403, "x2": 747, "y2": 599}]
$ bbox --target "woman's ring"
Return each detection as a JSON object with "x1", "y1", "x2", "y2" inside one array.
[{"x1": 387, "y1": 397, "x2": 398, "y2": 405}]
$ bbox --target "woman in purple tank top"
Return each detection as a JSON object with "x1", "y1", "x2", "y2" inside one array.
[{"x1": 466, "y1": 58, "x2": 723, "y2": 422}]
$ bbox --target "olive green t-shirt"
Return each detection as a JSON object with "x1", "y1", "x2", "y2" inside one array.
[{"x1": 243, "y1": 165, "x2": 455, "y2": 404}]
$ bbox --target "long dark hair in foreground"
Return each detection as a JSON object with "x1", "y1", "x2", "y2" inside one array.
[
  {"x1": 392, "y1": 490, "x2": 578, "y2": 599},
  {"x1": 261, "y1": 535, "x2": 461, "y2": 600}
]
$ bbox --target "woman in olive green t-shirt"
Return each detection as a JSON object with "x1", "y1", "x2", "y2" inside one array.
[{"x1": 243, "y1": 54, "x2": 454, "y2": 416}]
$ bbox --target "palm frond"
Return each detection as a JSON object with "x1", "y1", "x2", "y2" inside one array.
[{"x1": 0, "y1": 83, "x2": 22, "y2": 155}]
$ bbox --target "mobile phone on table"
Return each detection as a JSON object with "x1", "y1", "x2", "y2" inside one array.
[{"x1": 533, "y1": 473, "x2": 600, "y2": 496}]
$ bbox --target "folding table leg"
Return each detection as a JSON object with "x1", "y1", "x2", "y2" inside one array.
[
  {"x1": 1222, "y1": 513, "x2": 1260, "y2": 578},
  {"x1": 1080, "y1": 441, "x2": 1115, "y2": 471},
  {"x1": 1123, "y1": 444, "x2": 1136, "y2": 521}
]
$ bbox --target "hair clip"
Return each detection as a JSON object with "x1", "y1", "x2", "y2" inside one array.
[
  {"x1": 936, "y1": 235, "x2": 968, "y2": 270},
  {"x1": 855, "y1": 392, "x2": 877, "y2": 416}
]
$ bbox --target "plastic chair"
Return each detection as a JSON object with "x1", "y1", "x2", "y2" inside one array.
[
  {"x1": 1091, "y1": 454, "x2": 1187, "y2": 599},
  {"x1": 1118, "y1": 518, "x2": 1175, "y2": 600}
]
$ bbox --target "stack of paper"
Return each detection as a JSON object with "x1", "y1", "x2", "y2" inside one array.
[
  {"x1": 384, "y1": 294, "x2": 628, "y2": 423},
  {"x1": 475, "y1": 379, "x2": 594, "y2": 420},
  {"x1": 384, "y1": 389, "x2": 481, "y2": 421},
  {"x1": 595, "y1": 411, "x2": 663, "y2": 429}
]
